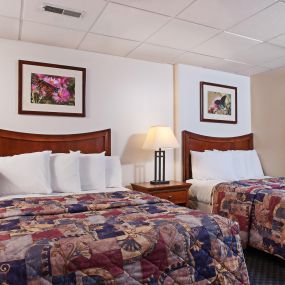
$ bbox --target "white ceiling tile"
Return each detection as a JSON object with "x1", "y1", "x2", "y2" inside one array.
[
  {"x1": 175, "y1": 52, "x2": 223, "y2": 68},
  {"x1": 213, "y1": 60, "x2": 252, "y2": 74},
  {"x1": 110, "y1": 0, "x2": 194, "y2": 16},
  {"x1": 0, "y1": 0, "x2": 22, "y2": 18},
  {"x1": 147, "y1": 19, "x2": 219, "y2": 51},
  {"x1": 193, "y1": 32, "x2": 259, "y2": 59},
  {"x1": 21, "y1": 21, "x2": 85, "y2": 49},
  {"x1": 23, "y1": 0, "x2": 107, "y2": 31},
  {"x1": 178, "y1": 0, "x2": 276, "y2": 30},
  {"x1": 79, "y1": 33, "x2": 139, "y2": 56},
  {"x1": 262, "y1": 56, "x2": 285, "y2": 69},
  {"x1": 128, "y1": 44, "x2": 183, "y2": 64},
  {"x1": 92, "y1": 3, "x2": 169, "y2": 41},
  {"x1": 240, "y1": 66, "x2": 270, "y2": 76},
  {"x1": 229, "y1": 2, "x2": 285, "y2": 41},
  {"x1": 0, "y1": 16, "x2": 19, "y2": 40},
  {"x1": 232, "y1": 43, "x2": 285, "y2": 65},
  {"x1": 269, "y1": 34, "x2": 285, "y2": 48}
]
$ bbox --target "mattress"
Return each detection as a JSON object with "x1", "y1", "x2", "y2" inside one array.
[
  {"x1": 186, "y1": 178, "x2": 224, "y2": 204},
  {"x1": 188, "y1": 200, "x2": 213, "y2": 213},
  {"x1": 186, "y1": 177, "x2": 271, "y2": 205}
]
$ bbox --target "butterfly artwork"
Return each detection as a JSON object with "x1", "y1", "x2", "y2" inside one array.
[
  {"x1": 208, "y1": 92, "x2": 231, "y2": 115},
  {"x1": 31, "y1": 73, "x2": 75, "y2": 106},
  {"x1": 200, "y1": 81, "x2": 237, "y2": 124}
]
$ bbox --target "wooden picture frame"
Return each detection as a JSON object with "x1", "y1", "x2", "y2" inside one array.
[
  {"x1": 18, "y1": 60, "x2": 86, "y2": 117},
  {"x1": 200, "y1": 81, "x2": 237, "y2": 124}
]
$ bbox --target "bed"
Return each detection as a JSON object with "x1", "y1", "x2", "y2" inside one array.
[
  {"x1": 182, "y1": 130, "x2": 285, "y2": 260},
  {"x1": 0, "y1": 129, "x2": 249, "y2": 284}
]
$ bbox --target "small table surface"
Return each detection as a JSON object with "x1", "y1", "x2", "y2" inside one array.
[{"x1": 131, "y1": 181, "x2": 191, "y2": 191}]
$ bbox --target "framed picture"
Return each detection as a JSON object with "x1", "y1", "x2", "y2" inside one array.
[
  {"x1": 200, "y1": 81, "x2": 237, "y2": 124},
  {"x1": 18, "y1": 60, "x2": 86, "y2": 117}
]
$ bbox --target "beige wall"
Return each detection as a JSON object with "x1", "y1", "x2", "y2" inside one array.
[{"x1": 251, "y1": 67, "x2": 285, "y2": 176}]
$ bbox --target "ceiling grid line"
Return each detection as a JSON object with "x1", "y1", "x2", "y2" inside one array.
[
  {"x1": 18, "y1": 0, "x2": 24, "y2": 40},
  {"x1": 0, "y1": 0, "x2": 284, "y2": 75},
  {"x1": 76, "y1": 0, "x2": 111, "y2": 49},
  {"x1": 124, "y1": 0, "x2": 198, "y2": 57}
]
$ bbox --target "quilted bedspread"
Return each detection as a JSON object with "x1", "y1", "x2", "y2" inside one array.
[
  {"x1": 212, "y1": 177, "x2": 285, "y2": 260},
  {"x1": 0, "y1": 190, "x2": 249, "y2": 284}
]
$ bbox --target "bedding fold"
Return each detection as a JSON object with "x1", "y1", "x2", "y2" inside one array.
[{"x1": 212, "y1": 177, "x2": 285, "y2": 260}]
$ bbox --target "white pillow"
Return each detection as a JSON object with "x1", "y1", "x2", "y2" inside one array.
[
  {"x1": 50, "y1": 152, "x2": 81, "y2": 193},
  {"x1": 206, "y1": 150, "x2": 248, "y2": 179},
  {"x1": 231, "y1": 150, "x2": 264, "y2": 179},
  {"x1": 191, "y1": 150, "x2": 237, "y2": 181},
  {"x1": 202, "y1": 149, "x2": 264, "y2": 180},
  {"x1": 106, "y1": 156, "x2": 122, "y2": 187},
  {"x1": 78, "y1": 152, "x2": 106, "y2": 190},
  {"x1": 0, "y1": 151, "x2": 52, "y2": 196}
]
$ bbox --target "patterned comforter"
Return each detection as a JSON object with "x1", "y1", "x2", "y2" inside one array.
[
  {"x1": 0, "y1": 190, "x2": 249, "y2": 284},
  {"x1": 212, "y1": 177, "x2": 285, "y2": 260}
]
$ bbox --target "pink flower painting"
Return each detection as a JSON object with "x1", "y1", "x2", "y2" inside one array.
[{"x1": 31, "y1": 73, "x2": 75, "y2": 106}]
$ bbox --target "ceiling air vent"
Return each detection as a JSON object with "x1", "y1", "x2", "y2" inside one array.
[{"x1": 42, "y1": 4, "x2": 83, "y2": 18}]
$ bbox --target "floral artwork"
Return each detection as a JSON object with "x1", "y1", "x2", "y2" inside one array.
[
  {"x1": 207, "y1": 91, "x2": 231, "y2": 115},
  {"x1": 200, "y1": 81, "x2": 237, "y2": 124},
  {"x1": 19, "y1": 60, "x2": 85, "y2": 117},
  {"x1": 31, "y1": 73, "x2": 75, "y2": 106}
]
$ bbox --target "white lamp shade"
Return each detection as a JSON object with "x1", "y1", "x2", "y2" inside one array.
[{"x1": 143, "y1": 126, "x2": 179, "y2": 150}]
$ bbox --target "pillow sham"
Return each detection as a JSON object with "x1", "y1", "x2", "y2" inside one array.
[
  {"x1": 0, "y1": 151, "x2": 52, "y2": 196},
  {"x1": 77, "y1": 152, "x2": 106, "y2": 190},
  {"x1": 106, "y1": 156, "x2": 122, "y2": 187},
  {"x1": 202, "y1": 149, "x2": 264, "y2": 180},
  {"x1": 50, "y1": 152, "x2": 81, "y2": 193},
  {"x1": 231, "y1": 150, "x2": 264, "y2": 179},
  {"x1": 191, "y1": 150, "x2": 237, "y2": 181}
]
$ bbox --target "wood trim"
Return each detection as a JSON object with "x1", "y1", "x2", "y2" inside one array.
[
  {"x1": 0, "y1": 129, "x2": 111, "y2": 156},
  {"x1": 18, "y1": 60, "x2": 86, "y2": 117},
  {"x1": 131, "y1": 181, "x2": 190, "y2": 191},
  {"x1": 200, "y1": 81, "x2": 237, "y2": 124},
  {"x1": 182, "y1": 131, "x2": 253, "y2": 181},
  {"x1": 131, "y1": 181, "x2": 190, "y2": 206}
]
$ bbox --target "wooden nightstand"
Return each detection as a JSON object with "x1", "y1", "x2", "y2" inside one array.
[{"x1": 131, "y1": 181, "x2": 191, "y2": 206}]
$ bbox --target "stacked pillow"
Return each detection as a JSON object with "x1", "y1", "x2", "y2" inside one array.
[
  {"x1": 0, "y1": 151, "x2": 122, "y2": 196},
  {"x1": 50, "y1": 152, "x2": 81, "y2": 193},
  {"x1": 0, "y1": 151, "x2": 52, "y2": 196},
  {"x1": 191, "y1": 149, "x2": 264, "y2": 181}
]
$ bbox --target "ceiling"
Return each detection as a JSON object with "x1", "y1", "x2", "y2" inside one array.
[{"x1": 2, "y1": 0, "x2": 285, "y2": 76}]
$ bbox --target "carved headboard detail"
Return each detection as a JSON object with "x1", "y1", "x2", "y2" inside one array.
[{"x1": 0, "y1": 129, "x2": 111, "y2": 156}]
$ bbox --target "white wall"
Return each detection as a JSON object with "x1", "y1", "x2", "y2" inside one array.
[
  {"x1": 0, "y1": 38, "x2": 174, "y2": 185},
  {"x1": 174, "y1": 64, "x2": 251, "y2": 180}
]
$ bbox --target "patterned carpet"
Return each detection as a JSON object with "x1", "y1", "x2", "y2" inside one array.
[{"x1": 244, "y1": 247, "x2": 285, "y2": 285}]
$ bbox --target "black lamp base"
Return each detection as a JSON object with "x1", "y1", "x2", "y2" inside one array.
[
  {"x1": 151, "y1": 148, "x2": 168, "y2": 185},
  {"x1": 150, "y1": 180, "x2": 170, "y2": 185}
]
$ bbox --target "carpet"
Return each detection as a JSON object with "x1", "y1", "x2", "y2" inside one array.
[{"x1": 244, "y1": 247, "x2": 285, "y2": 285}]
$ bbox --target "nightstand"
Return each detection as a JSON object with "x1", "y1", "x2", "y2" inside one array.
[{"x1": 131, "y1": 181, "x2": 191, "y2": 206}]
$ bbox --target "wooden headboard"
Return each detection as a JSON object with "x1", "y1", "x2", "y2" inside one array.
[
  {"x1": 182, "y1": 130, "x2": 253, "y2": 181},
  {"x1": 0, "y1": 129, "x2": 111, "y2": 156}
]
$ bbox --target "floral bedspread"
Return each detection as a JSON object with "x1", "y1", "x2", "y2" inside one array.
[
  {"x1": 212, "y1": 177, "x2": 285, "y2": 260},
  {"x1": 0, "y1": 190, "x2": 249, "y2": 284}
]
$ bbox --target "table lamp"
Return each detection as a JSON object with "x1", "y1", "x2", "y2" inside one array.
[{"x1": 143, "y1": 126, "x2": 179, "y2": 184}]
